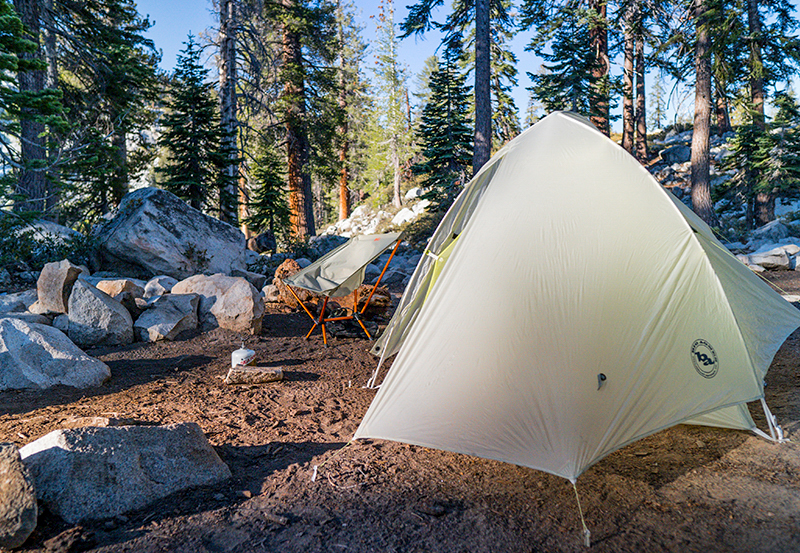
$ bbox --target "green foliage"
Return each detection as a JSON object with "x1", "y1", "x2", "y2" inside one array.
[
  {"x1": 157, "y1": 34, "x2": 231, "y2": 214},
  {"x1": 245, "y1": 139, "x2": 291, "y2": 243},
  {"x1": 57, "y1": 0, "x2": 160, "y2": 221},
  {"x1": 0, "y1": 0, "x2": 68, "y2": 210},
  {"x1": 412, "y1": 46, "x2": 473, "y2": 211},
  {"x1": 525, "y1": 6, "x2": 605, "y2": 118},
  {"x1": 717, "y1": 93, "x2": 800, "y2": 226}
]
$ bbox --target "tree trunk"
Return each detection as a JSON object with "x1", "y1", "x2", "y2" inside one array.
[
  {"x1": 472, "y1": 0, "x2": 491, "y2": 173},
  {"x1": 747, "y1": 0, "x2": 772, "y2": 225},
  {"x1": 110, "y1": 124, "x2": 127, "y2": 211},
  {"x1": 282, "y1": 0, "x2": 314, "y2": 239},
  {"x1": 588, "y1": 0, "x2": 609, "y2": 135},
  {"x1": 690, "y1": 0, "x2": 718, "y2": 227},
  {"x1": 391, "y1": 135, "x2": 401, "y2": 208},
  {"x1": 13, "y1": 0, "x2": 48, "y2": 214},
  {"x1": 238, "y1": 173, "x2": 252, "y2": 239},
  {"x1": 634, "y1": 32, "x2": 648, "y2": 163},
  {"x1": 219, "y1": 0, "x2": 240, "y2": 226},
  {"x1": 337, "y1": 2, "x2": 350, "y2": 221},
  {"x1": 714, "y1": 81, "x2": 731, "y2": 133},
  {"x1": 621, "y1": 3, "x2": 635, "y2": 155}
]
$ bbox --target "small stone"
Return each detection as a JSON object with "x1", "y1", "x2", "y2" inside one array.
[{"x1": 213, "y1": 493, "x2": 225, "y2": 501}]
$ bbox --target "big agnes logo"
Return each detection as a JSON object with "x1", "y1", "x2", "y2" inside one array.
[{"x1": 691, "y1": 339, "x2": 719, "y2": 378}]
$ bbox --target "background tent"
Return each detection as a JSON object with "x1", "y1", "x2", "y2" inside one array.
[{"x1": 356, "y1": 111, "x2": 800, "y2": 483}]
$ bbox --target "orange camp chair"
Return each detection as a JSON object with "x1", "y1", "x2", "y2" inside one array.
[{"x1": 281, "y1": 233, "x2": 402, "y2": 346}]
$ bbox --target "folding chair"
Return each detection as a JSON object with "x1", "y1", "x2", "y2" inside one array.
[{"x1": 281, "y1": 232, "x2": 402, "y2": 346}]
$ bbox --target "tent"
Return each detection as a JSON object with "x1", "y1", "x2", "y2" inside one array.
[{"x1": 355, "y1": 111, "x2": 800, "y2": 484}]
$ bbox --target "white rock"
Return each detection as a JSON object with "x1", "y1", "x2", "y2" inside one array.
[
  {"x1": 1, "y1": 312, "x2": 51, "y2": 325},
  {"x1": 134, "y1": 294, "x2": 199, "y2": 342},
  {"x1": 412, "y1": 199, "x2": 431, "y2": 214},
  {"x1": 173, "y1": 274, "x2": 263, "y2": 333},
  {"x1": 19, "y1": 423, "x2": 231, "y2": 524},
  {"x1": 210, "y1": 279, "x2": 264, "y2": 334},
  {"x1": 95, "y1": 187, "x2": 247, "y2": 280},
  {"x1": 144, "y1": 275, "x2": 178, "y2": 298},
  {"x1": 94, "y1": 278, "x2": 145, "y2": 299},
  {"x1": 404, "y1": 187, "x2": 423, "y2": 201},
  {"x1": 0, "y1": 318, "x2": 110, "y2": 390},
  {"x1": 295, "y1": 258, "x2": 311, "y2": 268},
  {"x1": 0, "y1": 290, "x2": 36, "y2": 315},
  {"x1": 262, "y1": 284, "x2": 281, "y2": 303},
  {"x1": 0, "y1": 444, "x2": 37, "y2": 549},
  {"x1": 67, "y1": 280, "x2": 134, "y2": 347},
  {"x1": 37, "y1": 259, "x2": 83, "y2": 314},
  {"x1": 392, "y1": 208, "x2": 417, "y2": 226},
  {"x1": 753, "y1": 220, "x2": 790, "y2": 242},
  {"x1": 749, "y1": 248, "x2": 792, "y2": 270}
]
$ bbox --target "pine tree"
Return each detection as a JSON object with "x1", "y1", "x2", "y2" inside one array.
[
  {"x1": 648, "y1": 77, "x2": 667, "y2": 131},
  {"x1": 55, "y1": 0, "x2": 159, "y2": 221},
  {"x1": 374, "y1": 0, "x2": 410, "y2": 209},
  {"x1": 3, "y1": 0, "x2": 66, "y2": 214},
  {"x1": 245, "y1": 138, "x2": 291, "y2": 243},
  {"x1": 412, "y1": 46, "x2": 473, "y2": 211},
  {"x1": 401, "y1": 0, "x2": 502, "y2": 173},
  {"x1": 527, "y1": 7, "x2": 601, "y2": 117},
  {"x1": 157, "y1": 34, "x2": 228, "y2": 213}
]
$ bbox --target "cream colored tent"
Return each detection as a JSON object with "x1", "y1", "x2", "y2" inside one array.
[{"x1": 355, "y1": 111, "x2": 800, "y2": 483}]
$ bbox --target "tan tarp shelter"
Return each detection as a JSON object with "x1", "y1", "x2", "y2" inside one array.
[{"x1": 356, "y1": 111, "x2": 800, "y2": 483}]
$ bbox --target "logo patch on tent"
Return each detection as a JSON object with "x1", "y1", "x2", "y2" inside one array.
[{"x1": 691, "y1": 339, "x2": 718, "y2": 378}]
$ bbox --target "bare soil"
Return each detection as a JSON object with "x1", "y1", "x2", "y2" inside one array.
[{"x1": 2, "y1": 272, "x2": 800, "y2": 553}]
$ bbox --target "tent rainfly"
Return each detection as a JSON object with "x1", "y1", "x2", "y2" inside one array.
[{"x1": 355, "y1": 111, "x2": 800, "y2": 489}]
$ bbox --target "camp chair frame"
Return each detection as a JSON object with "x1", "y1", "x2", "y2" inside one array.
[{"x1": 283, "y1": 237, "x2": 402, "y2": 347}]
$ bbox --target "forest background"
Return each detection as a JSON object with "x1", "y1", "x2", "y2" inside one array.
[{"x1": 3, "y1": 0, "x2": 800, "y2": 267}]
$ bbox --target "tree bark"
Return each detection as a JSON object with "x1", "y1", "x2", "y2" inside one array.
[
  {"x1": 13, "y1": 0, "x2": 48, "y2": 214},
  {"x1": 621, "y1": 3, "x2": 635, "y2": 154},
  {"x1": 690, "y1": 0, "x2": 718, "y2": 227},
  {"x1": 714, "y1": 81, "x2": 731, "y2": 133},
  {"x1": 588, "y1": 0, "x2": 609, "y2": 135},
  {"x1": 472, "y1": 0, "x2": 491, "y2": 173},
  {"x1": 337, "y1": 1, "x2": 350, "y2": 221},
  {"x1": 219, "y1": 0, "x2": 240, "y2": 226},
  {"x1": 634, "y1": 31, "x2": 648, "y2": 163},
  {"x1": 282, "y1": 0, "x2": 315, "y2": 239},
  {"x1": 747, "y1": 0, "x2": 772, "y2": 225},
  {"x1": 391, "y1": 135, "x2": 401, "y2": 208}
]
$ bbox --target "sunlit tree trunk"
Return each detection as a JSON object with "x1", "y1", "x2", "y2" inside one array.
[
  {"x1": 588, "y1": 0, "x2": 609, "y2": 135},
  {"x1": 621, "y1": 2, "x2": 635, "y2": 154},
  {"x1": 634, "y1": 31, "x2": 648, "y2": 162},
  {"x1": 219, "y1": 0, "x2": 240, "y2": 226},
  {"x1": 473, "y1": 0, "x2": 491, "y2": 172},
  {"x1": 690, "y1": 0, "x2": 718, "y2": 227},
  {"x1": 282, "y1": 0, "x2": 315, "y2": 239}
]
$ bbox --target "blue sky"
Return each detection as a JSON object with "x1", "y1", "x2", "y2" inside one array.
[
  {"x1": 135, "y1": 0, "x2": 532, "y2": 114},
  {"x1": 135, "y1": 0, "x2": 800, "y2": 130}
]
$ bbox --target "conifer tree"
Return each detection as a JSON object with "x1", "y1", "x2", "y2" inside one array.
[
  {"x1": 526, "y1": 6, "x2": 602, "y2": 117},
  {"x1": 245, "y1": 137, "x2": 291, "y2": 243},
  {"x1": 3, "y1": 0, "x2": 66, "y2": 214},
  {"x1": 413, "y1": 46, "x2": 473, "y2": 211},
  {"x1": 401, "y1": 0, "x2": 501, "y2": 173},
  {"x1": 157, "y1": 34, "x2": 228, "y2": 213}
]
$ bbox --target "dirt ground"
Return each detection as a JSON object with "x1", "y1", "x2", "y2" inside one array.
[{"x1": 2, "y1": 272, "x2": 800, "y2": 553}]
